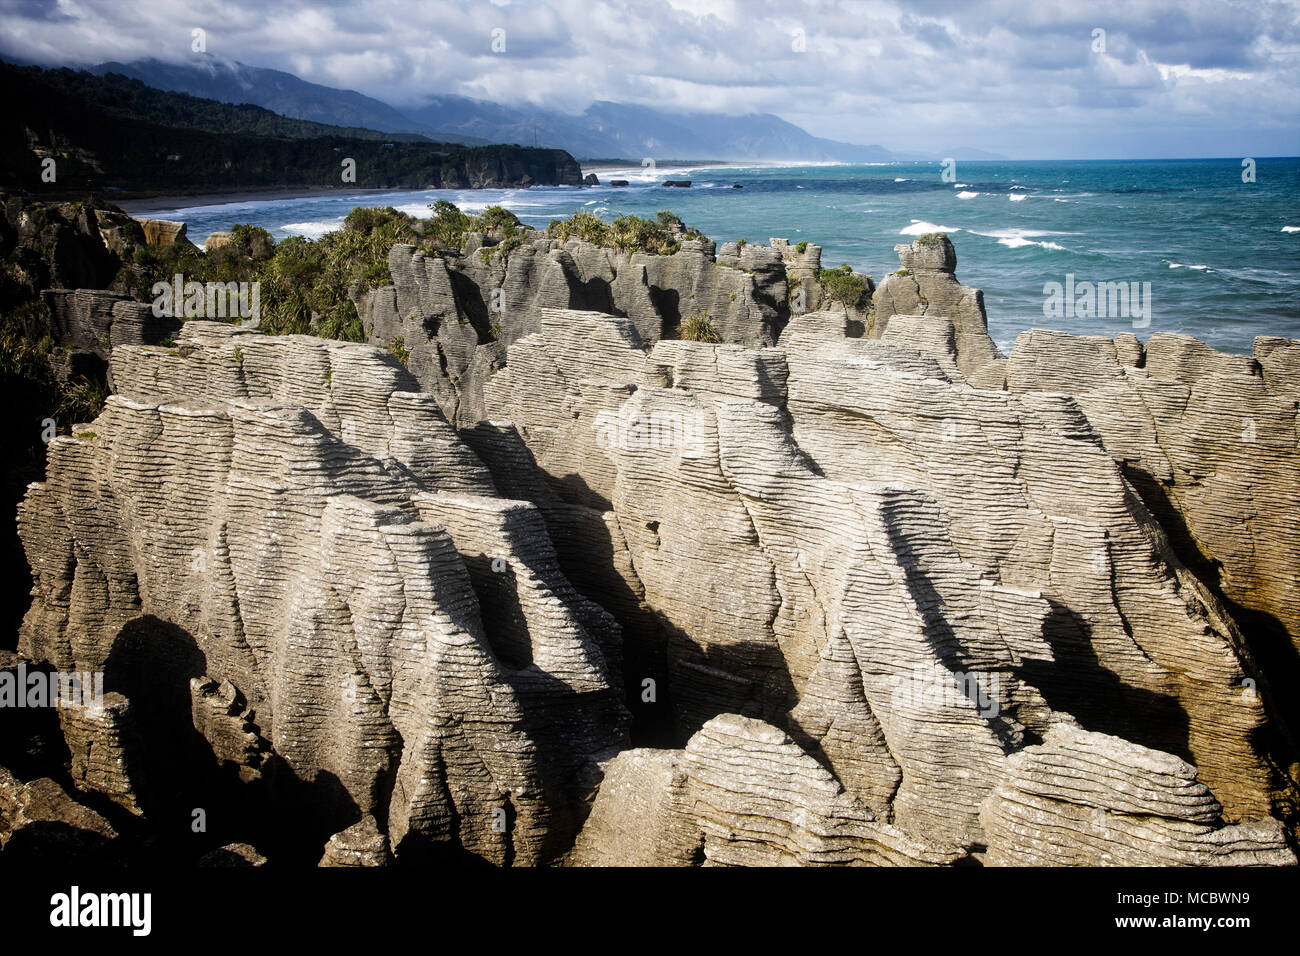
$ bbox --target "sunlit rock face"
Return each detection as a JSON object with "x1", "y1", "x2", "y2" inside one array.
[{"x1": 11, "y1": 232, "x2": 1299, "y2": 867}]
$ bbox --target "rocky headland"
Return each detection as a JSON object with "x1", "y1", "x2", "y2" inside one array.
[{"x1": 2, "y1": 198, "x2": 1297, "y2": 867}]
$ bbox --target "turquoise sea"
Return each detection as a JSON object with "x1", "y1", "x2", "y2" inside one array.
[{"x1": 141, "y1": 158, "x2": 1300, "y2": 354}]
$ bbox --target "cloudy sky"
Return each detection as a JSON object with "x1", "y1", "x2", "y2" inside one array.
[{"x1": 3, "y1": 0, "x2": 1298, "y2": 158}]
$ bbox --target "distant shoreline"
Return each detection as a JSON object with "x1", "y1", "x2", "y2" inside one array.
[
  {"x1": 117, "y1": 164, "x2": 748, "y2": 215},
  {"x1": 117, "y1": 186, "x2": 443, "y2": 216}
]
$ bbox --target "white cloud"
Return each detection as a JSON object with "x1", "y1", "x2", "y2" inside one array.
[{"x1": 0, "y1": 0, "x2": 1296, "y2": 157}]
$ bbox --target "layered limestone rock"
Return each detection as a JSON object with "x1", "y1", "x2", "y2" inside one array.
[
  {"x1": 190, "y1": 676, "x2": 269, "y2": 783},
  {"x1": 1002, "y1": 330, "x2": 1300, "y2": 676},
  {"x1": 573, "y1": 715, "x2": 1293, "y2": 867},
  {"x1": 319, "y1": 816, "x2": 393, "y2": 867},
  {"x1": 132, "y1": 218, "x2": 191, "y2": 249},
  {"x1": 17, "y1": 322, "x2": 627, "y2": 864},
  {"x1": 58, "y1": 692, "x2": 143, "y2": 815},
  {"x1": 42, "y1": 288, "x2": 179, "y2": 382},
  {"x1": 12, "y1": 222, "x2": 1300, "y2": 868},
  {"x1": 0, "y1": 764, "x2": 118, "y2": 862},
  {"x1": 981, "y1": 725, "x2": 1294, "y2": 866},
  {"x1": 483, "y1": 305, "x2": 1297, "y2": 862},
  {"x1": 0, "y1": 195, "x2": 134, "y2": 295},
  {"x1": 871, "y1": 235, "x2": 1004, "y2": 379},
  {"x1": 571, "y1": 715, "x2": 963, "y2": 866},
  {"x1": 199, "y1": 842, "x2": 268, "y2": 866},
  {"x1": 354, "y1": 236, "x2": 792, "y2": 425}
]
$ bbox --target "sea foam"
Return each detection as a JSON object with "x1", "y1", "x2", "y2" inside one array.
[{"x1": 900, "y1": 220, "x2": 959, "y2": 235}]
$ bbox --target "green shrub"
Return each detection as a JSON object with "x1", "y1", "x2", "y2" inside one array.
[
  {"x1": 679, "y1": 313, "x2": 721, "y2": 343},
  {"x1": 794, "y1": 240, "x2": 809, "y2": 254},
  {"x1": 1, "y1": 300, "x2": 113, "y2": 438},
  {"x1": 478, "y1": 205, "x2": 522, "y2": 237},
  {"x1": 816, "y1": 264, "x2": 872, "y2": 311},
  {"x1": 655, "y1": 210, "x2": 685, "y2": 231},
  {"x1": 229, "y1": 223, "x2": 275, "y2": 258},
  {"x1": 547, "y1": 210, "x2": 702, "y2": 256},
  {"x1": 388, "y1": 336, "x2": 410, "y2": 367},
  {"x1": 56, "y1": 375, "x2": 109, "y2": 425},
  {"x1": 547, "y1": 211, "x2": 610, "y2": 246},
  {"x1": 0, "y1": 300, "x2": 54, "y2": 379}
]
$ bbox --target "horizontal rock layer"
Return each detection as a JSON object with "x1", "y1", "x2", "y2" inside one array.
[
  {"x1": 10, "y1": 230, "x2": 1298, "y2": 868},
  {"x1": 17, "y1": 322, "x2": 627, "y2": 864}
]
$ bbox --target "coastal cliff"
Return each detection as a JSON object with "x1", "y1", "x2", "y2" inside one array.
[
  {"x1": 4, "y1": 208, "x2": 1299, "y2": 867},
  {"x1": 0, "y1": 62, "x2": 583, "y2": 197}
]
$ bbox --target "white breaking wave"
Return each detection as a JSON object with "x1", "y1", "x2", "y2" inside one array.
[
  {"x1": 953, "y1": 183, "x2": 970, "y2": 188},
  {"x1": 970, "y1": 227, "x2": 1070, "y2": 251},
  {"x1": 280, "y1": 219, "x2": 345, "y2": 239},
  {"x1": 957, "y1": 191, "x2": 979, "y2": 199},
  {"x1": 1009, "y1": 193, "x2": 1029, "y2": 201},
  {"x1": 1283, "y1": 225, "x2": 1300, "y2": 232},
  {"x1": 1168, "y1": 263, "x2": 1213, "y2": 271},
  {"x1": 900, "y1": 220, "x2": 959, "y2": 235},
  {"x1": 894, "y1": 177, "x2": 911, "y2": 182},
  {"x1": 998, "y1": 236, "x2": 1065, "y2": 250}
]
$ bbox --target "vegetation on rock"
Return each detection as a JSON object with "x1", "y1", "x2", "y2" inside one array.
[
  {"x1": 679, "y1": 313, "x2": 722, "y2": 343},
  {"x1": 547, "y1": 209, "x2": 702, "y2": 256},
  {"x1": 388, "y1": 336, "x2": 410, "y2": 367},
  {"x1": 816, "y1": 264, "x2": 872, "y2": 311}
]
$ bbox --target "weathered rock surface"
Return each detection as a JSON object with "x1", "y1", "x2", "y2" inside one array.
[
  {"x1": 571, "y1": 715, "x2": 963, "y2": 866},
  {"x1": 0, "y1": 195, "x2": 135, "y2": 298},
  {"x1": 58, "y1": 692, "x2": 143, "y2": 815},
  {"x1": 17, "y1": 321, "x2": 627, "y2": 864},
  {"x1": 0, "y1": 764, "x2": 119, "y2": 862},
  {"x1": 190, "y1": 676, "x2": 268, "y2": 782},
  {"x1": 42, "y1": 288, "x2": 180, "y2": 382},
  {"x1": 319, "y1": 816, "x2": 393, "y2": 867},
  {"x1": 872, "y1": 235, "x2": 1004, "y2": 378},
  {"x1": 982, "y1": 725, "x2": 1294, "y2": 866},
  {"x1": 132, "y1": 218, "x2": 191, "y2": 249},
  {"x1": 1002, "y1": 330, "x2": 1300, "y2": 687},
  {"x1": 11, "y1": 226, "x2": 1300, "y2": 868},
  {"x1": 482, "y1": 304, "x2": 1297, "y2": 862},
  {"x1": 199, "y1": 842, "x2": 268, "y2": 866},
  {"x1": 354, "y1": 236, "x2": 794, "y2": 425}
]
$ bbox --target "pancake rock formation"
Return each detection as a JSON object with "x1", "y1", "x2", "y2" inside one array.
[{"x1": 8, "y1": 230, "x2": 1300, "y2": 868}]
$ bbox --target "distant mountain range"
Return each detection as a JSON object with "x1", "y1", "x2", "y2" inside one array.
[
  {"x1": 1, "y1": 62, "x2": 582, "y2": 195},
  {"x1": 94, "y1": 56, "x2": 1004, "y2": 163}
]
